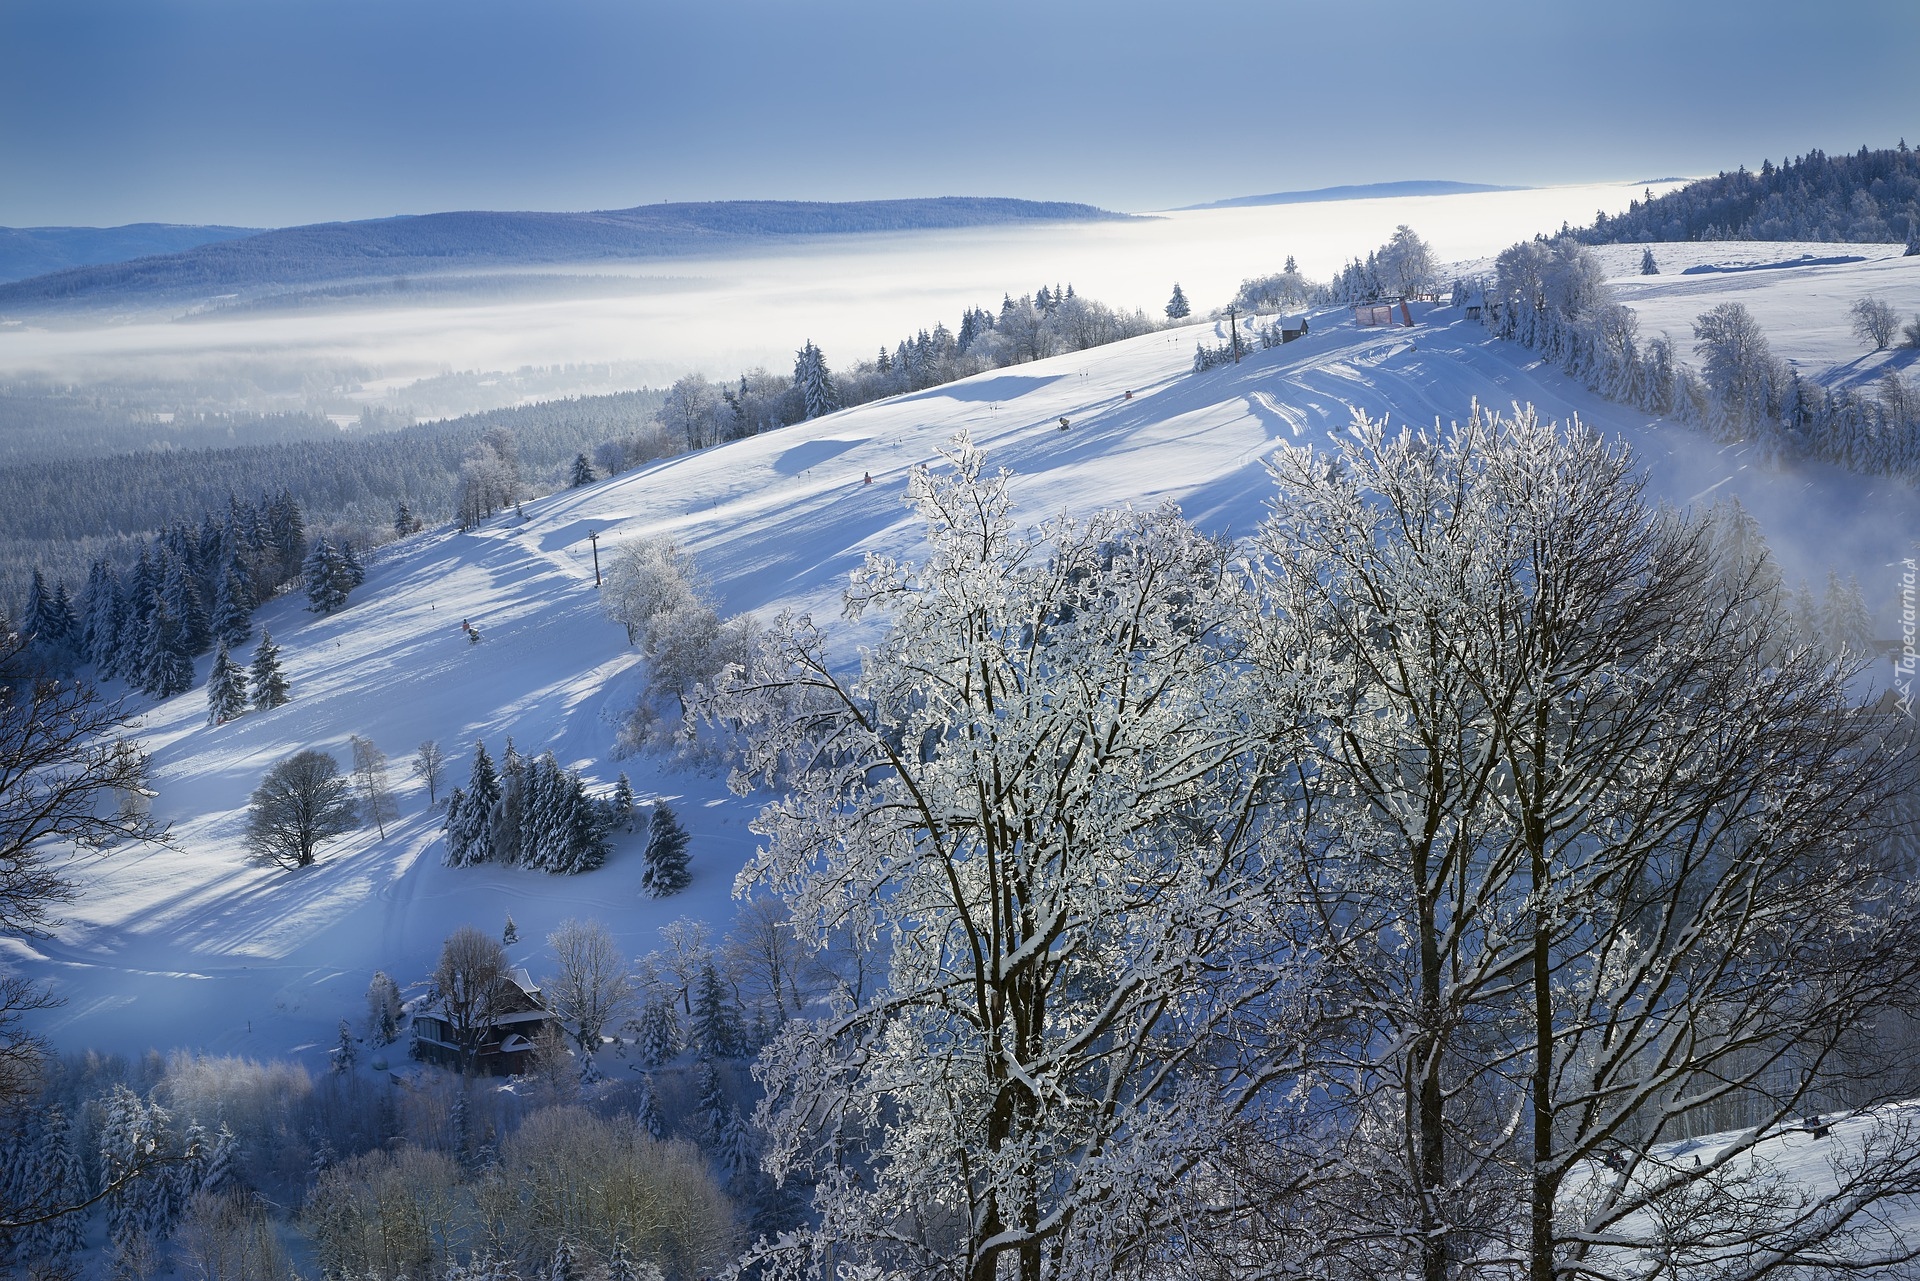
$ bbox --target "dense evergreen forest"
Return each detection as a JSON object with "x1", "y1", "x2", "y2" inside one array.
[
  {"x1": 0, "y1": 389, "x2": 663, "y2": 609},
  {"x1": 0, "y1": 397, "x2": 341, "y2": 464},
  {"x1": 1579, "y1": 141, "x2": 1920, "y2": 244}
]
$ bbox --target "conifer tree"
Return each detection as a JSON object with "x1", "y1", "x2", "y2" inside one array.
[
  {"x1": 550, "y1": 1236, "x2": 581, "y2": 1281},
  {"x1": 340, "y1": 540, "x2": 366, "y2": 590},
  {"x1": 206, "y1": 644, "x2": 249, "y2": 725},
  {"x1": 20, "y1": 1105, "x2": 87, "y2": 1266},
  {"x1": 162, "y1": 553, "x2": 212, "y2": 656},
  {"x1": 142, "y1": 595, "x2": 196, "y2": 698},
  {"x1": 611, "y1": 773, "x2": 635, "y2": 830},
  {"x1": 199, "y1": 1123, "x2": 237, "y2": 1196},
  {"x1": 605, "y1": 1237, "x2": 650, "y2": 1281},
  {"x1": 562, "y1": 771, "x2": 611, "y2": 873},
  {"x1": 491, "y1": 740, "x2": 526, "y2": 866},
  {"x1": 250, "y1": 628, "x2": 291, "y2": 708},
  {"x1": 1165, "y1": 281, "x2": 1191, "y2": 320},
  {"x1": 640, "y1": 802, "x2": 691, "y2": 896},
  {"x1": 333, "y1": 1018, "x2": 357, "y2": 1072},
  {"x1": 449, "y1": 1091, "x2": 471, "y2": 1168},
  {"x1": 633, "y1": 995, "x2": 682, "y2": 1066},
  {"x1": 443, "y1": 787, "x2": 471, "y2": 866},
  {"x1": 793, "y1": 341, "x2": 840, "y2": 420},
  {"x1": 718, "y1": 1105, "x2": 758, "y2": 1189},
  {"x1": 304, "y1": 537, "x2": 352, "y2": 613},
  {"x1": 81, "y1": 560, "x2": 120, "y2": 671},
  {"x1": 691, "y1": 959, "x2": 743, "y2": 1058},
  {"x1": 1822, "y1": 570, "x2": 1875, "y2": 656},
  {"x1": 634, "y1": 1072, "x2": 667, "y2": 1140},
  {"x1": 367, "y1": 970, "x2": 402, "y2": 1044},
  {"x1": 269, "y1": 490, "x2": 307, "y2": 584},
  {"x1": 693, "y1": 1058, "x2": 728, "y2": 1149},
  {"x1": 446, "y1": 741, "x2": 501, "y2": 865},
  {"x1": 23, "y1": 568, "x2": 48, "y2": 643},
  {"x1": 211, "y1": 565, "x2": 253, "y2": 650},
  {"x1": 522, "y1": 753, "x2": 566, "y2": 871},
  {"x1": 113, "y1": 548, "x2": 156, "y2": 679}
]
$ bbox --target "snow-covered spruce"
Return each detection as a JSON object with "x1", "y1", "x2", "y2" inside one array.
[
  {"x1": 439, "y1": 738, "x2": 610, "y2": 873},
  {"x1": 639, "y1": 801, "x2": 690, "y2": 896}
]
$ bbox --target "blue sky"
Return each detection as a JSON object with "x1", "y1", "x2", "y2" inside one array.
[{"x1": 4, "y1": 0, "x2": 1917, "y2": 228}]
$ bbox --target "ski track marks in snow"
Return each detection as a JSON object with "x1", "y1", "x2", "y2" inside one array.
[{"x1": 29, "y1": 248, "x2": 1920, "y2": 1069}]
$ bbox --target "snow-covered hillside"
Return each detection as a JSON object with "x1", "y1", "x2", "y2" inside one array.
[{"x1": 16, "y1": 244, "x2": 1920, "y2": 1070}]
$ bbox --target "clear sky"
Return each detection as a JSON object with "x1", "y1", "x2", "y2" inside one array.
[{"x1": 3, "y1": 0, "x2": 1917, "y2": 228}]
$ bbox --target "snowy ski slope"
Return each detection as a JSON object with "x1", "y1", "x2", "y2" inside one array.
[{"x1": 11, "y1": 243, "x2": 1920, "y2": 1073}]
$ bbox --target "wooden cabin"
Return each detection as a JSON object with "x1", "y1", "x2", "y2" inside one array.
[{"x1": 410, "y1": 967, "x2": 561, "y2": 1076}]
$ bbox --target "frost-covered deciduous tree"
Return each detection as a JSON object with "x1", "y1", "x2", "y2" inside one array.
[
  {"x1": 544, "y1": 918, "x2": 634, "y2": 1073},
  {"x1": 1249, "y1": 403, "x2": 1920, "y2": 1281},
  {"x1": 1693, "y1": 301, "x2": 1779, "y2": 437},
  {"x1": 1376, "y1": 223, "x2": 1436, "y2": 297},
  {"x1": 455, "y1": 436, "x2": 520, "y2": 529},
  {"x1": 700, "y1": 435, "x2": 1321, "y2": 1281},
  {"x1": 348, "y1": 735, "x2": 397, "y2": 840},
  {"x1": 414, "y1": 739, "x2": 447, "y2": 805},
  {"x1": 659, "y1": 373, "x2": 726, "y2": 451},
  {"x1": 1852, "y1": 294, "x2": 1901, "y2": 349},
  {"x1": 432, "y1": 925, "x2": 508, "y2": 1077},
  {"x1": 600, "y1": 537, "x2": 700, "y2": 647}
]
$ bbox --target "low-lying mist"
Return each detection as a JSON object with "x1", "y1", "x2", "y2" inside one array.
[{"x1": 0, "y1": 182, "x2": 1673, "y2": 432}]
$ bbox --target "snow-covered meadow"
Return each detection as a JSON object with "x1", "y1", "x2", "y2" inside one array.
[{"x1": 13, "y1": 236, "x2": 1920, "y2": 1075}]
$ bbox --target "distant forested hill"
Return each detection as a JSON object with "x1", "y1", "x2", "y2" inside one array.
[
  {"x1": 0, "y1": 197, "x2": 1131, "y2": 312},
  {"x1": 1181, "y1": 180, "x2": 1520, "y2": 211},
  {"x1": 0, "y1": 222, "x2": 261, "y2": 283},
  {"x1": 1579, "y1": 143, "x2": 1920, "y2": 244}
]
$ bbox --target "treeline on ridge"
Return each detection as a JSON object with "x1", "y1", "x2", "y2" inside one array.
[{"x1": 1580, "y1": 140, "x2": 1920, "y2": 245}]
